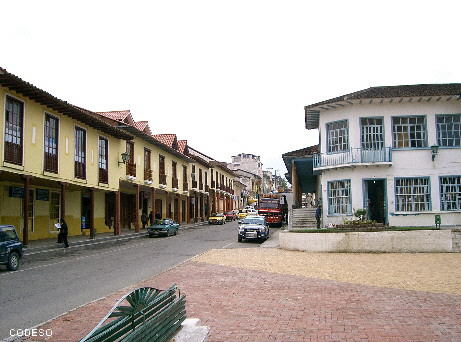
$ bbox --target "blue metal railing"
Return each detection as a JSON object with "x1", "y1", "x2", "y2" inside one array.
[{"x1": 313, "y1": 147, "x2": 392, "y2": 169}]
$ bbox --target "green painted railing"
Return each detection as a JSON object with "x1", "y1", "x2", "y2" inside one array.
[{"x1": 79, "y1": 285, "x2": 186, "y2": 342}]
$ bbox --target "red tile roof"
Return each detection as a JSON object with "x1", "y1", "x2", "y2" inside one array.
[
  {"x1": 153, "y1": 134, "x2": 177, "y2": 148},
  {"x1": 134, "y1": 121, "x2": 151, "y2": 134},
  {"x1": 97, "y1": 110, "x2": 132, "y2": 122}
]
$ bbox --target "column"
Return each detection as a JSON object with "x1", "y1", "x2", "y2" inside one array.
[
  {"x1": 135, "y1": 184, "x2": 140, "y2": 232},
  {"x1": 151, "y1": 187, "x2": 156, "y2": 224},
  {"x1": 115, "y1": 190, "x2": 121, "y2": 235},
  {"x1": 60, "y1": 182, "x2": 67, "y2": 220},
  {"x1": 187, "y1": 195, "x2": 191, "y2": 224},
  {"x1": 89, "y1": 188, "x2": 95, "y2": 239},
  {"x1": 22, "y1": 175, "x2": 32, "y2": 246}
]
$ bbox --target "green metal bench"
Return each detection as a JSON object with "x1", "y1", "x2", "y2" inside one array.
[{"x1": 79, "y1": 285, "x2": 186, "y2": 342}]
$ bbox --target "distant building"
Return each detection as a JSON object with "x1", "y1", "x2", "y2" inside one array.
[{"x1": 229, "y1": 153, "x2": 263, "y2": 178}]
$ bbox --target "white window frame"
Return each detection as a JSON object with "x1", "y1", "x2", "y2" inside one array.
[
  {"x1": 326, "y1": 120, "x2": 349, "y2": 153},
  {"x1": 328, "y1": 179, "x2": 351, "y2": 215},
  {"x1": 440, "y1": 176, "x2": 461, "y2": 211},
  {"x1": 392, "y1": 116, "x2": 427, "y2": 149},
  {"x1": 395, "y1": 177, "x2": 431, "y2": 212},
  {"x1": 436, "y1": 114, "x2": 461, "y2": 147}
]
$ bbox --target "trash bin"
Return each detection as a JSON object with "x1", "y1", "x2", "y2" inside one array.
[{"x1": 435, "y1": 215, "x2": 441, "y2": 229}]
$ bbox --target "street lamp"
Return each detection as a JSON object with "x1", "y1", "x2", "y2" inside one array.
[
  {"x1": 118, "y1": 152, "x2": 130, "y2": 166},
  {"x1": 431, "y1": 144, "x2": 439, "y2": 161}
]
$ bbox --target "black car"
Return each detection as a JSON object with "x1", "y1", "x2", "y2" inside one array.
[
  {"x1": 0, "y1": 225, "x2": 24, "y2": 271},
  {"x1": 238, "y1": 216, "x2": 269, "y2": 242}
]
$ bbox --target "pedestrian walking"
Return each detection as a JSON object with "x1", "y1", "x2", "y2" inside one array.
[
  {"x1": 149, "y1": 211, "x2": 154, "y2": 225},
  {"x1": 155, "y1": 211, "x2": 161, "y2": 221},
  {"x1": 60, "y1": 218, "x2": 69, "y2": 248},
  {"x1": 141, "y1": 212, "x2": 148, "y2": 229},
  {"x1": 315, "y1": 205, "x2": 322, "y2": 229}
]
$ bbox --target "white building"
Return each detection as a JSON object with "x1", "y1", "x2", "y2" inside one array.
[
  {"x1": 304, "y1": 84, "x2": 461, "y2": 227},
  {"x1": 229, "y1": 153, "x2": 263, "y2": 178}
]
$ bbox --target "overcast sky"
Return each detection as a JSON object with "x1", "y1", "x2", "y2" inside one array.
[{"x1": 3, "y1": 0, "x2": 461, "y2": 180}]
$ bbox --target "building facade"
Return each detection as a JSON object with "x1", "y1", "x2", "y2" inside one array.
[
  {"x1": 0, "y1": 67, "x2": 236, "y2": 244},
  {"x1": 305, "y1": 84, "x2": 461, "y2": 227}
]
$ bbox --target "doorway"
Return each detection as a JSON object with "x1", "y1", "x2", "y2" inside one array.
[{"x1": 364, "y1": 179, "x2": 386, "y2": 224}]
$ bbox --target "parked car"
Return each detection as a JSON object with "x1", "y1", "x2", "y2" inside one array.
[
  {"x1": 246, "y1": 209, "x2": 258, "y2": 216},
  {"x1": 225, "y1": 211, "x2": 237, "y2": 221},
  {"x1": 238, "y1": 216, "x2": 269, "y2": 242},
  {"x1": 147, "y1": 219, "x2": 179, "y2": 237},
  {"x1": 238, "y1": 209, "x2": 248, "y2": 220},
  {"x1": 0, "y1": 225, "x2": 24, "y2": 271},
  {"x1": 208, "y1": 213, "x2": 226, "y2": 225}
]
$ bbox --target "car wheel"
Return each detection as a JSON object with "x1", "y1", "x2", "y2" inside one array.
[
  {"x1": 238, "y1": 235, "x2": 243, "y2": 242},
  {"x1": 7, "y1": 252, "x2": 20, "y2": 271},
  {"x1": 174, "y1": 229, "x2": 177, "y2": 236},
  {"x1": 148, "y1": 233, "x2": 153, "y2": 238}
]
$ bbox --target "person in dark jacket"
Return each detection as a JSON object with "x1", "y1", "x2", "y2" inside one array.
[
  {"x1": 315, "y1": 205, "x2": 322, "y2": 229},
  {"x1": 141, "y1": 212, "x2": 148, "y2": 229},
  {"x1": 149, "y1": 211, "x2": 154, "y2": 225},
  {"x1": 60, "y1": 218, "x2": 69, "y2": 248}
]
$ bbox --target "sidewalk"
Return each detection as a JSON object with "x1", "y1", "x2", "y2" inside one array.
[
  {"x1": 13, "y1": 228, "x2": 461, "y2": 342},
  {"x1": 22, "y1": 221, "x2": 208, "y2": 263}
]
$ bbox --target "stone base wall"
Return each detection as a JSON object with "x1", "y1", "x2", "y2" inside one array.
[{"x1": 279, "y1": 229, "x2": 460, "y2": 253}]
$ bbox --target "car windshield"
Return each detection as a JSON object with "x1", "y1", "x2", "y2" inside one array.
[
  {"x1": 259, "y1": 202, "x2": 279, "y2": 209},
  {"x1": 241, "y1": 218, "x2": 265, "y2": 225},
  {"x1": 0, "y1": 227, "x2": 17, "y2": 241},
  {"x1": 225, "y1": 212, "x2": 233, "y2": 215},
  {"x1": 158, "y1": 219, "x2": 171, "y2": 225}
]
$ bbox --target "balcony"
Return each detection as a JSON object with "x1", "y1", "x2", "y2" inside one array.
[
  {"x1": 313, "y1": 147, "x2": 392, "y2": 170},
  {"x1": 126, "y1": 162, "x2": 136, "y2": 177},
  {"x1": 191, "y1": 180, "x2": 198, "y2": 190},
  {"x1": 144, "y1": 168, "x2": 153, "y2": 182}
]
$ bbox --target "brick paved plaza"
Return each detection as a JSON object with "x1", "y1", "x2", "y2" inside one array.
[{"x1": 20, "y1": 249, "x2": 461, "y2": 342}]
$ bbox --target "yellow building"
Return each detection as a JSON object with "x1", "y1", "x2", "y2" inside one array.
[
  {"x1": 0, "y1": 67, "x2": 133, "y2": 244},
  {"x1": 0, "y1": 67, "x2": 237, "y2": 244}
]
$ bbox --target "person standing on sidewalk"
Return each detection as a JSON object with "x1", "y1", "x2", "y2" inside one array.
[
  {"x1": 141, "y1": 212, "x2": 148, "y2": 229},
  {"x1": 316, "y1": 205, "x2": 322, "y2": 229},
  {"x1": 60, "y1": 218, "x2": 69, "y2": 248}
]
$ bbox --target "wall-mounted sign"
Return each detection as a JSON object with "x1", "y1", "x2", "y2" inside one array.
[
  {"x1": 36, "y1": 189, "x2": 50, "y2": 201},
  {"x1": 9, "y1": 186, "x2": 24, "y2": 198}
]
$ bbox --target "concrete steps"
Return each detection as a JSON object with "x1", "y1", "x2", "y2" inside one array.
[{"x1": 291, "y1": 208, "x2": 317, "y2": 229}]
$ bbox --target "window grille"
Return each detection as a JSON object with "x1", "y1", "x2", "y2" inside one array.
[
  {"x1": 395, "y1": 178, "x2": 430, "y2": 212},
  {"x1": 44, "y1": 114, "x2": 59, "y2": 173},
  {"x1": 361, "y1": 118, "x2": 384, "y2": 149},
  {"x1": 392, "y1": 116, "x2": 427, "y2": 148},
  {"x1": 4, "y1": 96, "x2": 23, "y2": 165},
  {"x1": 144, "y1": 148, "x2": 152, "y2": 181},
  {"x1": 327, "y1": 120, "x2": 349, "y2": 153},
  {"x1": 50, "y1": 192, "x2": 60, "y2": 220},
  {"x1": 328, "y1": 180, "x2": 351, "y2": 214},
  {"x1": 99, "y1": 137, "x2": 108, "y2": 183},
  {"x1": 74, "y1": 127, "x2": 86, "y2": 179},
  {"x1": 440, "y1": 176, "x2": 461, "y2": 211},
  {"x1": 437, "y1": 114, "x2": 461, "y2": 147}
]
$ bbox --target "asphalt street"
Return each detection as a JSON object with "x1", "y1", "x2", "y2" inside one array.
[{"x1": 0, "y1": 220, "x2": 270, "y2": 340}]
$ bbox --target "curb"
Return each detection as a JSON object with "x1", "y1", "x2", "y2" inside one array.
[{"x1": 23, "y1": 222, "x2": 208, "y2": 263}]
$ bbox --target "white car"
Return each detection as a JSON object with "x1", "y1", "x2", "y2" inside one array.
[{"x1": 246, "y1": 209, "x2": 258, "y2": 216}]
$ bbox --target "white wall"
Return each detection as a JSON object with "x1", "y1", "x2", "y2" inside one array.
[{"x1": 317, "y1": 98, "x2": 461, "y2": 227}]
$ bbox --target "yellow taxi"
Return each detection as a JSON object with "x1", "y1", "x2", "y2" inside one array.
[
  {"x1": 238, "y1": 209, "x2": 248, "y2": 219},
  {"x1": 208, "y1": 213, "x2": 226, "y2": 225}
]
